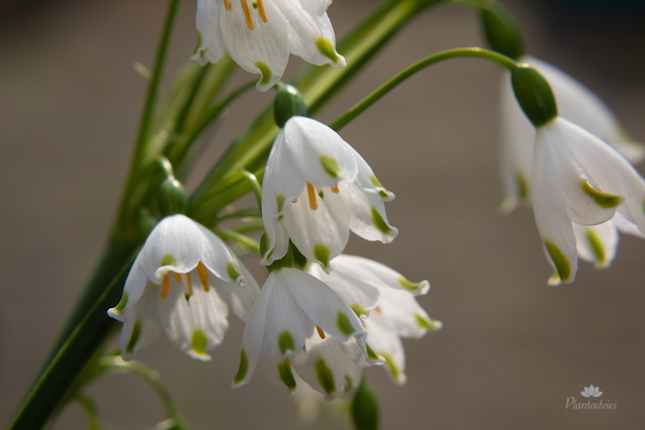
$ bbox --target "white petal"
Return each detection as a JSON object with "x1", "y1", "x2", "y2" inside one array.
[
  {"x1": 573, "y1": 221, "x2": 618, "y2": 268},
  {"x1": 191, "y1": 0, "x2": 226, "y2": 66},
  {"x1": 532, "y1": 126, "x2": 578, "y2": 284},
  {"x1": 111, "y1": 254, "x2": 149, "y2": 314},
  {"x1": 220, "y1": 1, "x2": 289, "y2": 91},
  {"x1": 282, "y1": 268, "x2": 366, "y2": 342},
  {"x1": 339, "y1": 181, "x2": 398, "y2": 243},
  {"x1": 371, "y1": 287, "x2": 434, "y2": 339},
  {"x1": 613, "y1": 212, "x2": 645, "y2": 238},
  {"x1": 364, "y1": 317, "x2": 407, "y2": 384},
  {"x1": 307, "y1": 262, "x2": 380, "y2": 316},
  {"x1": 214, "y1": 258, "x2": 260, "y2": 322},
  {"x1": 139, "y1": 215, "x2": 204, "y2": 282},
  {"x1": 282, "y1": 117, "x2": 358, "y2": 187},
  {"x1": 299, "y1": 0, "x2": 332, "y2": 17},
  {"x1": 292, "y1": 332, "x2": 351, "y2": 399},
  {"x1": 113, "y1": 284, "x2": 161, "y2": 361},
  {"x1": 195, "y1": 222, "x2": 244, "y2": 283},
  {"x1": 283, "y1": 185, "x2": 350, "y2": 271},
  {"x1": 157, "y1": 274, "x2": 229, "y2": 361},
  {"x1": 330, "y1": 254, "x2": 430, "y2": 296},
  {"x1": 233, "y1": 271, "x2": 274, "y2": 388}
]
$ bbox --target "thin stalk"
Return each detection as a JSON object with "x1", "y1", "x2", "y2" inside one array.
[{"x1": 330, "y1": 47, "x2": 519, "y2": 131}]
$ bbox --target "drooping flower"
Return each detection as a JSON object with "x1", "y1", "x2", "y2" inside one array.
[
  {"x1": 192, "y1": 0, "x2": 345, "y2": 92},
  {"x1": 532, "y1": 117, "x2": 645, "y2": 285},
  {"x1": 308, "y1": 255, "x2": 441, "y2": 385},
  {"x1": 232, "y1": 267, "x2": 370, "y2": 392},
  {"x1": 500, "y1": 56, "x2": 645, "y2": 212},
  {"x1": 108, "y1": 214, "x2": 260, "y2": 361},
  {"x1": 260, "y1": 116, "x2": 398, "y2": 271}
]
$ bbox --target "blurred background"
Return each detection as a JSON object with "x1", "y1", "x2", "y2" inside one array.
[{"x1": 2, "y1": 0, "x2": 645, "y2": 428}]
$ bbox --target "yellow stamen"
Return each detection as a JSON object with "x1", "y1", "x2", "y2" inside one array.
[
  {"x1": 292, "y1": 198, "x2": 297, "y2": 203},
  {"x1": 331, "y1": 186, "x2": 339, "y2": 194},
  {"x1": 316, "y1": 326, "x2": 326, "y2": 339},
  {"x1": 186, "y1": 272, "x2": 193, "y2": 296},
  {"x1": 174, "y1": 272, "x2": 181, "y2": 282},
  {"x1": 240, "y1": 0, "x2": 254, "y2": 30},
  {"x1": 374, "y1": 306, "x2": 382, "y2": 313},
  {"x1": 257, "y1": 0, "x2": 267, "y2": 22},
  {"x1": 197, "y1": 262, "x2": 210, "y2": 292},
  {"x1": 223, "y1": 0, "x2": 232, "y2": 10},
  {"x1": 307, "y1": 182, "x2": 318, "y2": 210},
  {"x1": 153, "y1": 283, "x2": 159, "y2": 287},
  {"x1": 161, "y1": 273, "x2": 170, "y2": 298}
]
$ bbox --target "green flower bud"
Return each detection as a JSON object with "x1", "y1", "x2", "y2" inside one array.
[
  {"x1": 274, "y1": 83, "x2": 308, "y2": 128},
  {"x1": 480, "y1": 3, "x2": 524, "y2": 60},
  {"x1": 351, "y1": 379, "x2": 379, "y2": 430},
  {"x1": 512, "y1": 65, "x2": 558, "y2": 127},
  {"x1": 267, "y1": 243, "x2": 294, "y2": 272},
  {"x1": 159, "y1": 177, "x2": 188, "y2": 216}
]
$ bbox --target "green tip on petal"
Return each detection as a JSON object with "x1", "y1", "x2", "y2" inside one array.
[
  {"x1": 381, "y1": 353, "x2": 401, "y2": 380},
  {"x1": 351, "y1": 304, "x2": 367, "y2": 317},
  {"x1": 278, "y1": 331, "x2": 295, "y2": 355},
  {"x1": 316, "y1": 358, "x2": 336, "y2": 396},
  {"x1": 582, "y1": 182, "x2": 623, "y2": 209},
  {"x1": 415, "y1": 314, "x2": 432, "y2": 330},
  {"x1": 278, "y1": 359, "x2": 296, "y2": 391},
  {"x1": 344, "y1": 375, "x2": 353, "y2": 393},
  {"x1": 315, "y1": 37, "x2": 340, "y2": 63},
  {"x1": 516, "y1": 171, "x2": 529, "y2": 202},
  {"x1": 226, "y1": 261, "x2": 242, "y2": 283},
  {"x1": 366, "y1": 343, "x2": 379, "y2": 360},
  {"x1": 371, "y1": 207, "x2": 392, "y2": 234},
  {"x1": 160, "y1": 254, "x2": 177, "y2": 267},
  {"x1": 314, "y1": 244, "x2": 330, "y2": 269},
  {"x1": 233, "y1": 349, "x2": 248, "y2": 385},
  {"x1": 586, "y1": 228, "x2": 606, "y2": 265},
  {"x1": 114, "y1": 292, "x2": 128, "y2": 314},
  {"x1": 276, "y1": 194, "x2": 285, "y2": 213},
  {"x1": 337, "y1": 311, "x2": 355, "y2": 336},
  {"x1": 543, "y1": 240, "x2": 571, "y2": 282},
  {"x1": 254, "y1": 61, "x2": 272, "y2": 86},
  {"x1": 192, "y1": 330, "x2": 207, "y2": 356},
  {"x1": 126, "y1": 321, "x2": 141, "y2": 355},
  {"x1": 320, "y1": 155, "x2": 340, "y2": 178},
  {"x1": 398, "y1": 277, "x2": 422, "y2": 291}
]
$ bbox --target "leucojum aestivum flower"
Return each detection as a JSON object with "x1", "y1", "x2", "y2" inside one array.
[{"x1": 8, "y1": 1, "x2": 645, "y2": 430}]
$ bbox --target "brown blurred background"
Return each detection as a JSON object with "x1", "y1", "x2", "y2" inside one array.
[{"x1": 2, "y1": 0, "x2": 645, "y2": 429}]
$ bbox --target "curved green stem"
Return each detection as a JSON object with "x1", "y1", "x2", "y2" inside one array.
[
  {"x1": 330, "y1": 47, "x2": 519, "y2": 131},
  {"x1": 238, "y1": 169, "x2": 263, "y2": 211},
  {"x1": 215, "y1": 228, "x2": 261, "y2": 253},
  {"x1": 75, "y1": 393, "x2": 99, "y2": 430}
]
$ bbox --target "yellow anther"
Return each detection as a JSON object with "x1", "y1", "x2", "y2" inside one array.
[
  {"x1": 223, "y1": 0, "x2": 232, "y2": 10},
  {"x1": 257, "y1": 0, "x2": 267, "y2": 22},
  {"x1": 197, "y1": 262, "x2": 210, "y2": 292},
  {"x1": 161, "y1": 273, "x2": 170, "y2": 298},
  {"x1": 153, "y1": 283, "x2": 159, "y2": 287},
  {"x1": 292, "y1": 198, "x2": 297, "y2": 203},
  {"x1": 331, "y1": 186, "x2": 339, "y2": 194},
  {"x1": 307, "y1": 182, "x2": 318, "y2": 210},
  {"x1": 316, "y1": 326, "x2": 326, "y2": 339},
  {"x1": 240, "y1": 0, "x2": 254, "y2": 30},
  {"x1": 174, "y1": 272, "x2": 181, "y2": 282}
]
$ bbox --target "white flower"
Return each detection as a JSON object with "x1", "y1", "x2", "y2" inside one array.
[
  {"x1": 500, "y1": 56, "x2": 645, "y2": 213},
  {"x1": 107, "y1": 214, "x2": 260, "y2": 361},
  {"x1": 232, "y1": 267, "x2": 369, "y2": 392},
  {"x1": 308, "y1": 255, "x2": 441, "y2": 385},
  {"x1": 260, "y1": 116, "x2": 398, "y2": 271},
  {"x1": 532, "y1": 117, "x2": 645, "y2": 285},
  {"x1": 192, "y1": 0, "x2": 345, "y2": 92}
]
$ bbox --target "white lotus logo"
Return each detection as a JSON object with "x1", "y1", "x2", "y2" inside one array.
[{"x1": 581, "y1": 385, "x2": 603, "y2": 397}]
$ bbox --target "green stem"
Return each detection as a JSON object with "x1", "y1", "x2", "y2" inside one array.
[
  {"x1": 238, "y1": 169, "x2": 263, "y2": 211},
  {"x1": 6, "y1": 253, "x2": 137, "y2": 430},
  {"x1": 117, "y1": 0, "x2": 183, "y2": 242},
  {"x1": 75, "y1": 394, "x2": 100, "y2": 430},
  {"x1": 215, "y1": 229, "x2": 261, "y2": 253},
  {"x1": 331, "y1": 47, "x2": 518, "y2": 131}
]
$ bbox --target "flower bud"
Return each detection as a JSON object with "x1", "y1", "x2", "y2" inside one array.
[
  {"x1": 274, "y1": 83, "x2": 308, "y2": 128},
  {"x1": 512, "y1": 65, "x2": 558, "y2": 127},
  {"x1": 159, "y1": 177, "x2": 188, "y2": 216},
  {"x1": 351, "y1": 379, "x2": 379, "y2": 430},
  {"x1": 480, "y1": 3, "x2": 524, "y2": 60}
]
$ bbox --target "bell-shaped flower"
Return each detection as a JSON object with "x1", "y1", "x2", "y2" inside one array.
[
  {"x1": 232, "y1": 267, "x2": 370, "y2": 392},
  {"x1": 107, "y1": 214, "x2": 260, "y2": 361},
  {"x1": 260, "y1": 116, "x2": 398, "y2": 271},
  {"x1": 192, "y1": 0, "x2": 345, "y2": 92},
  {"x1": 500, "y1": 56, "x2": 645, "y2": 213},
  {"x1": 308, "y1": 255, "x2": 441, "y2": 385},
  {"x1": 532, "y1": 117, "x2": 645, "y2": 285}
]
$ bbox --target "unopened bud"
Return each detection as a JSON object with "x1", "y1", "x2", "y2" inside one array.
[
  {"x1": 351, "y1": 379, "x2": 379, "y2": 430},
  {"x1": 512, "y1": 65, "x2": 558, "y2": 127},
  {"x1": 274, "y1": 83, "x2": 308, "y2": 128}
]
